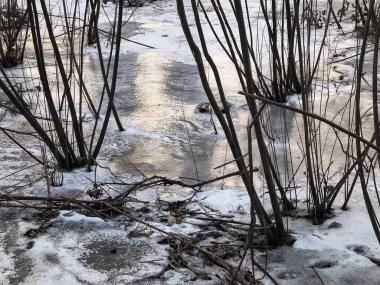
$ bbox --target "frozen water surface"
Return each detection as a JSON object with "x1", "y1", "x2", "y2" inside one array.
[{"x1": 0, "y1": 0, "x2": 380, "y2": 284}]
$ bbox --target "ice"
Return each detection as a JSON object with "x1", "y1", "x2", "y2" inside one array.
[{"x1": 1, "y1": 0, "x2": 380, "y2": 284}]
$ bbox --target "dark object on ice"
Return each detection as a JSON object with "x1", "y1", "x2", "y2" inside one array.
[
  {"x1": 328, "y1": 221, "x2": 342, "y2": 229},
  {"x1": 25, "y1": 228, "x2": 39, "y2": 238},
  {"x1": 347, "y1": 244, "x2": 380, "y2": 266},
  {"x1": 278, "y1": 271, "x2": 298, "y2": 280},
  {"x1": 198, "y1": 101, "x2": 231, "y2": 114},
  {"x1": 26, "y1": 241, "x2": 35, "y2": 249},
  {"x1": 125, "y1": 0, "x2": 145, "y2": 7},
  {"x1": 110, "y1": 248, "x2": 117, "y2": 254},
  {"x1": 104, "y1": 0, "x2": 149, "y2": 6},
  {"x1": 191, "y1": 272, "x2": 212, "y2": 281},
  {"x1": 311, "y1": 260, "x2": 337, "y2": 269},
  {"x1": 157, "y1": 237, "x2": 172, "y2": 245},
  {"x1": 198, "y1": 102, "x2": 210, "y2": 113},
  {"x1": 136, "y1": 206, "x2": 150, "y2": 213},
  {"x1": 87, "y1": 185, "x2": 103, "y2": 199},
  {"x1": 347, "y1": 244, "x2": 370, "y2": 255},
  {"x1": 36, "y1": 209, "x2": 60, "y2": 221}
]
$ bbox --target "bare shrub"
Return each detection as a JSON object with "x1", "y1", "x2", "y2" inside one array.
[{"x1": 0, "y1": 0, "x2": 28, "y2": 67}]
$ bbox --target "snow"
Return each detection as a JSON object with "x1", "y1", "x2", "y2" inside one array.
[
  {"x1": 21, "y1": 234, "x2": 108, "y2": 285},
  {"x1": 195, "y1": 187, "x2": 251, "y2": 217},
  {"x1": 0, "y1": 233, "x2": 15, "y2": 285},
  {"x1": 292, "y1": 201, "x2": 380, "y2": 256}
]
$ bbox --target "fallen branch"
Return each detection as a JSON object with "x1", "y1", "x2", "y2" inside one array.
[
  {"x1": 115, "y1": 171, "x2": 243, "y2": 197},
  {"x1": 0, "y1": 192, "x2": 260, "y2": 284},
  {"x1": 104, "y1": 201, "x2": 255, "y2": 284}
]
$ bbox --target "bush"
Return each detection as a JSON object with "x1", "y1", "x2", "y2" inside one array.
[{"x1": 0, "y1": 0, "x2": 28, "y2": 68}]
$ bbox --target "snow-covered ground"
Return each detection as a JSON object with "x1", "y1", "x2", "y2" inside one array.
[{"x1": 0, "y1": 0, "x2": 380, "y2": 284}]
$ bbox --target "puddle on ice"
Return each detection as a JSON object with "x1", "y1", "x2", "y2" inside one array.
[{"x1": 86, "y1": 49, "x2": 252, "y2": 186}]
